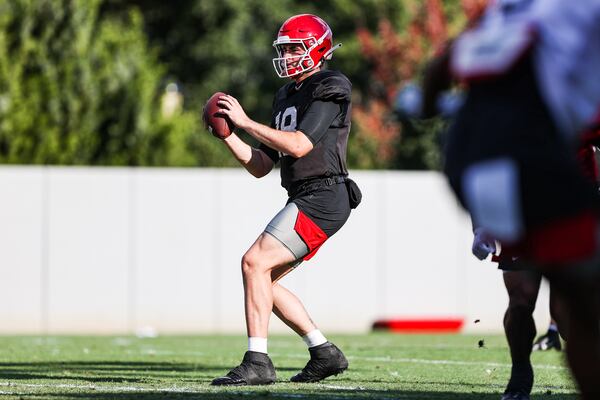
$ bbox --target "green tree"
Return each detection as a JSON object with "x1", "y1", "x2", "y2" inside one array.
[
  {"x1": 0, "y1": 0, "x2": 142, "y2": 163},
  {"x1": 0, "y1": 0, "x2": 231, "y2": 166}
]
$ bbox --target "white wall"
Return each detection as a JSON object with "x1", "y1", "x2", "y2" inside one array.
[{"x1": 0, "y1": 166, "x2": 551, "y2": 334}]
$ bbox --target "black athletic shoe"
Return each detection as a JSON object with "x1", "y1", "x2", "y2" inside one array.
[
  {"x1": 290, "y1": 342, "x2": 348, "y2": 383},
  {"x1": 211, "y1": 351, "x2": 276, "y2": 386},
  {"x1": 503, "y1": 363, "x2": 533, "y2": 400},
  {"x1": 501, "y1": 391, "x2": 530, "y2": 400},
  {"x1": 532, "y1": 330, "x2": 562, "y2": 351}
]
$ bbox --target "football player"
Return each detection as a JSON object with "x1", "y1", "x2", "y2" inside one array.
[
  {"x1": 441, "y1": 1, "x2": 600, "y2": 399},
  {"x1": 470, "y1": 130, "x2": 600, "y2": 400},
  {"x1": 210, "y1": 14, "x2": 360, "y2": 386},
  {"x1": 472, "y1": 233, "x2": 563, "y2": 400}
]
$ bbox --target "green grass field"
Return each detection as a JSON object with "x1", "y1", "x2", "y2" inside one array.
[{"x1": 0, "y1": 334, "x2": 576, "y2": 399}]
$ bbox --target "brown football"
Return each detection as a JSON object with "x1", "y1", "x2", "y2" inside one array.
[{"x1": 202, "y1": 92, "x2": 234, "y2": 139}]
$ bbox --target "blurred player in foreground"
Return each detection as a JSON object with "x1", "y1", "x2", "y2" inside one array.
[
  {"x1": 470, "y1": 131, "x2": 600, "y2": 400},
  {"x1": 437, "y1": 0, "x2": 600, "y2": 398},
  {"x1": 472, "y1": 232, "x2": 561, "y2": 400},
  {"x1": 210, "y1": 14, "x2": 361, "y2": 386},
  {"x1": 396, "y1": 73, "x2": 577, "y2": 400}
]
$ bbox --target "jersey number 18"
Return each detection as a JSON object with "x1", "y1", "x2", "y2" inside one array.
[{"x1": 275, "y1": 107, "x2": 298, "y2": 131}]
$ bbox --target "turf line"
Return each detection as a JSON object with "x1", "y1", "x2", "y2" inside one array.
[
  {"x1": 271, "y1": 352, "x2": 567, "y2": 370},
  {"x1": 0, "y1": 382, "x2": 196, "y2": 393},
  {"x1": 0, "y1": 380, "x2": 572, "y2": 396},
  {"x1": 359, "y1": 356, "x2": 567, "y2": 371}
]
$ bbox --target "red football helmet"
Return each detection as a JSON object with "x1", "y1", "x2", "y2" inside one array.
[{"x1": 272, "y1": 14, "x2": 341, "y2": 78}]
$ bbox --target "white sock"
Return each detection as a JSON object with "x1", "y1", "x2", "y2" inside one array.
[
  {"x1": 548, "y1": 323, "x2": 558, "y2": 333},
  {"x1": 248, "y1": 337, "x2": 268, "y2": 354},
  {"x1": 302, "y1": 329, "x2": 327, "y2": 348}
]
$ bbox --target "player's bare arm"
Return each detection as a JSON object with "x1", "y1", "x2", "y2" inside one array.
[
  {"x1": 218, "y1": 94, "x2": 314, "y2": 158},
  {"x1": 221, "y1": 133, "x2": 274, "y2": 178}
]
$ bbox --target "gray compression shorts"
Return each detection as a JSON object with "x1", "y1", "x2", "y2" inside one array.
[{"x1": 264, "y1": 202, "x2": 309, "y2": 261}]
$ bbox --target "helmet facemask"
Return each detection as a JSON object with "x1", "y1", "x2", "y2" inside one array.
[{"x1": 272, "y1": 37, "x2": 320, "y2": 78}]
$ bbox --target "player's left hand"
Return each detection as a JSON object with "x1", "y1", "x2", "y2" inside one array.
[
  {"x1": 472, "y1": 228, "x2": 496, "y2": 260},
  {"x1": 395, "y1": 83, "x2": 423, "y2": 118},
  {"x1": 218, "y1": 95, "x2": 251, "y2": 130}
]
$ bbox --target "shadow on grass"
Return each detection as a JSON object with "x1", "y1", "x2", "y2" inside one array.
[
  {"x1": 0, "y1": 361, "x2": 228, "y2": 383},
  {"x1": 6, "y1": 389, "x2": 578, "y2": 400},
  {"x1": 0, "y1": 361, "x2": 224, "y2": 372},
  {"x1": 0, "y1": 361, "x2": 302, "y2": 384},
  {"x1": 0, "y1": 362, "x2": 576, "y2": 399}
]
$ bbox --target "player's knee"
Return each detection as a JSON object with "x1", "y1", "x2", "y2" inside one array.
[
  {"x1": 508, "y1": 285, "x2": 538, "y2": 310},
  {"x1": 241, "y1": 251, "x2": 266, "y2": 276},
  {"x1": 507, "y1": 301, "x2": 535, "y2": 317}
]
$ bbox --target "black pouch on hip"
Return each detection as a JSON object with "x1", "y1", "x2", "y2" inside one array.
[{"x1": 345, "y1": 178, "x2": 362, "y2": 209}]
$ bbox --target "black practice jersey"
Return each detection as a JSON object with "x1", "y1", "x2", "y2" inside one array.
[{"x1": 259, "y1": 70, "x2": 352, "y2": 192}]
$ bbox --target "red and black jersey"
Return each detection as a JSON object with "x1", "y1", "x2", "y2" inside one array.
[
  {"x1": 445, "y1": 57, "x2": 600, "y2": 265},
  {"x1": 259, "y1": 70, "x2": 352, "y2": 193}
]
